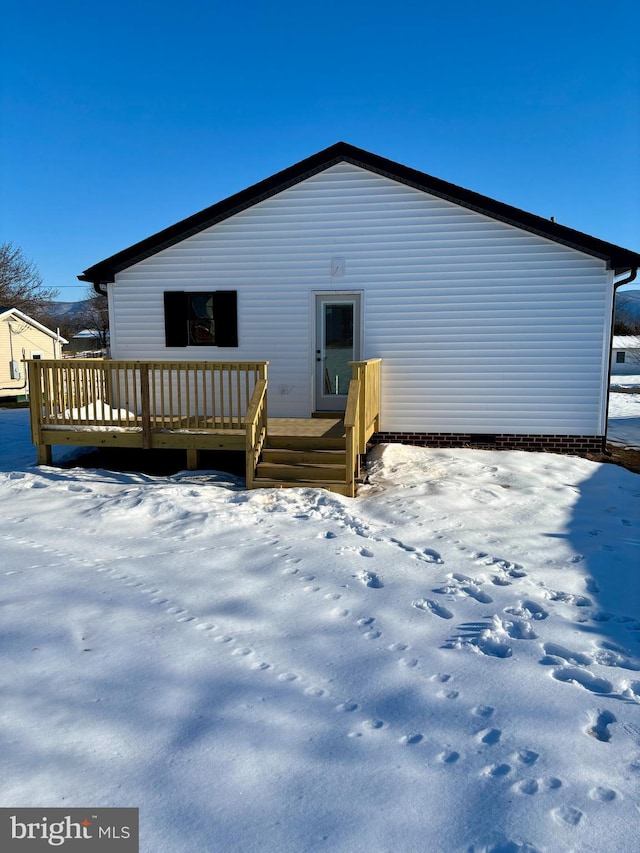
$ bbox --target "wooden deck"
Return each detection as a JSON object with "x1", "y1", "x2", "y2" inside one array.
[
  {"x1": 28, "y1": 359, "x2": 381, "y2": 496},
  {"x1": 268, "y1": 417, "x2": 345, "y2": 440}
]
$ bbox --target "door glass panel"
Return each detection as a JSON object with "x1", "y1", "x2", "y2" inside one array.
[{"x1": 324, "y1": 303, "x2": 353, "y2": 396}]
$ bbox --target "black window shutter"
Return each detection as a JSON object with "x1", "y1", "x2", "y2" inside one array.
[
  {"x1": 213, "y1": 291, "x2": 238, "y2": 347},
  {"x1": 164, "y1": 292, "x2": 188, "y2": 347}
]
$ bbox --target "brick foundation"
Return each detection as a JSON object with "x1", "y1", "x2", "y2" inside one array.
[{"x1": 368, "y1": 432, "x2": 604, "y2": 456}]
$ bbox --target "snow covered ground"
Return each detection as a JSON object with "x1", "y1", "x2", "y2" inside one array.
[
  {"x1": 1, "y1": 409, "x2": 639, "y2": 853},
  {"x1": 608, "y1": 389, "x2": 640, "y2": 449},
  {"x1": 610, "y1": 374, "x2": 640, "y2": 391}
]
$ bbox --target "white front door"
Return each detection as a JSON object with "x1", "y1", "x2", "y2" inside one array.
[{"x1": 315, "y1": 294, "x2": 361, "y2": 412}]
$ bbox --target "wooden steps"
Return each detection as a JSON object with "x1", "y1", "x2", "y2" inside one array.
[{"x1": 251, "y1": 428, "x2": 353, "y2": 495}]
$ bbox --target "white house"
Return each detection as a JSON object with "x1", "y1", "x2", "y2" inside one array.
[
  {"x1": 79, "y1": 142, "x2": 640, "y2": 455},
  {"x1": 0, "y1": 307, "x2": 66, "y2": 400},
  {"x1": 612, "y1": 335, "x2": 640, "y2": 375}
]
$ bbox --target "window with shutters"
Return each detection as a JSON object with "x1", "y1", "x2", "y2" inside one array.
[{"x1": 164, "y1": 291, "x2": 238, "y2": 347}]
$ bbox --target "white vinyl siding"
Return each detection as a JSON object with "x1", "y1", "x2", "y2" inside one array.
[{"x1": 109, "y1": 163, "x2": 611, "y2": 435}]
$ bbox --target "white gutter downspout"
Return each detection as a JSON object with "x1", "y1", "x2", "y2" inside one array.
[{"x1": 602, "y1": 268, "x2": 638, "y2": 453}]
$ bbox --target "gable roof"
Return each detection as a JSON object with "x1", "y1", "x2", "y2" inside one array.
[
  {"x1": 79, "y1": 141, "x2": 640, "y2": 284},
  {"x1": 0, "y1": 307, "x2": 68, "y2": 343}
]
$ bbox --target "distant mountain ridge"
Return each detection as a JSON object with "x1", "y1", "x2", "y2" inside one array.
[
  {"x1": 617, "y1": 289, "x2": 640, "y2": 315},
  {"x1": 43, "y1": 300, "x2": 92, "y2": 323}
]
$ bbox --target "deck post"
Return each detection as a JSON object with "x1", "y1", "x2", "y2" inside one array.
[
  {"x1": 28, "y1": 361, "x2": 42, "y2": 446},
  {"x1": 186, "y1": 448, "x2": 199, "y2": 470},
  {"x1": 28, "y1": 360, "x2": 52, "y2": 465},
  {"x1": 139, "y1": 363, "x2": 151, "y2": 449},
  {"x1": 36, "y1": 443, "x2": 53, "y2": 465}
]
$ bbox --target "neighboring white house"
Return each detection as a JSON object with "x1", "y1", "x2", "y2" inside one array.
[
  {"x1": 79, "y1": 142, "x2": 640, "y2": 454},
  {"x1": 0, "y1": 307, "x2": 67, "y2": 400},
  {"x1": 612, "y1": 336, "x2": 640, "y2": 374},
  {"x1": 64, "y1": 328, "x2": 109, "y2": 357}
]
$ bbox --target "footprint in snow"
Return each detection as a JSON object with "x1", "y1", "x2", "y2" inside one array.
[
  {"x1": 438, "y1": 689, "x2": 459, "y2": 700},
  {"x1": 419, "y1": 549, "x2": 443, "y2": 564},
  {"x1": 513, "y1": 779, "x2": 539, "y2": 795},
  {"x1": 586, "y1": 710, "x2": 616, "y2": 742},
  {"x1": 472, "y1": 704, "x2": 494, "y2": 718},
  {"x1": 436, "y1": 749, "x2": 460, "y2": 764},
  {"x1": 501, "y1": 618, "x2": 537, "y2": 640},
  {"x1": 545, "y1": 589, "x2": 592, "y2": 607},
  {"x1": 515, "y1": 749, "x2": 539, "y2": 766},
  {"x1": 448, "y1": 573, "x2": 494, "y2": 603},
  {"x1": 478, "y1": 556, "x2": 526, "y2": 578},
  {"x1": 541, "y1": 643, "x2": 592, "y2": 666},
  {"x1": 552, "y1": 667, "x2": 614, "y2": 695},
  {"x1": 504, "y1": 600, "x2": 548, "y2": 621},
  {"x1": 473, "y1": 635, "x2": 513, "y2": 659},
  {"x1": 589, "y1": 786, "x2": 617, "y2": 802},
  {"x1": 399, "y1": 732, "x2": 423, "y2": 745},
  {"x1": 389, "y1": 538, "x2": 442, "y2": 563},
  {"x1": 551, "y1": 806, "x2": 583, "y2": 827},
  {"x1": 623, "y1": 681, "x2": 640, "y2": 701},
  {"x1": 593, "y1": 647, "x2": 640, "y2": 671},
  {"x1": 478, "y1": 728, "x2": 502, "y2": 746},
  {"x1": 461, "y1": 585, "x2": 494, "y2": 610},
  {"x1": 355, "y1": 569, "x2": 383, "y2": 588},
  {"x1": 412, "y1": 598, "x2": 453, "y2": 619},
  {"x1": 483, "y1": 763, "x2": 511, "y2": 778}
]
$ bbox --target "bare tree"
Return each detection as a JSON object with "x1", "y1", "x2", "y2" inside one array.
[
  {"x1": 0, "y1": 242, "x2": 58, "y2": 318},
  {"x1": 76, "y1": 286, "x2": 110, "y2": 349},
  {"x1": 614, "y1": 309, "x2": 640, "y2": 335}
]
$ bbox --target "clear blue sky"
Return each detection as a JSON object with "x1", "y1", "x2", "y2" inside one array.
[{"x1": 2, "y1": 0, "x2": 639, "y2": 302}]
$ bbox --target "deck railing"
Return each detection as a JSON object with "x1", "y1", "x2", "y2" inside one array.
[
  {"x1": 349, "y1": 359, "x2": 381, "y2": 448},
  {"x1": 28, "y1": 357, "x2": 380, "y2": 496},
  {"x1": 244, "y1": 379, "x2": 268, "y2": 489},
  {"x1": 344, "y1": 359, "x2": 382, "y2": 497},
  {"x1": 28, "y1": 359, "x2": 269, "y2": 442},
  {"x1": 344, "y1": 378, "x2": 361, "y2": 498}
]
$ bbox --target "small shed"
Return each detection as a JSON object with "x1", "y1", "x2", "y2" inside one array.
[
  {"x1": 612, "y1": 336, "x2": 640, "y2": 375},
  {"x1": 0, "y1": 308, "x2": 67, "y2": 400},
  {"x1": 65, "y1": 328, "x2": 109, "y2": 357}
]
